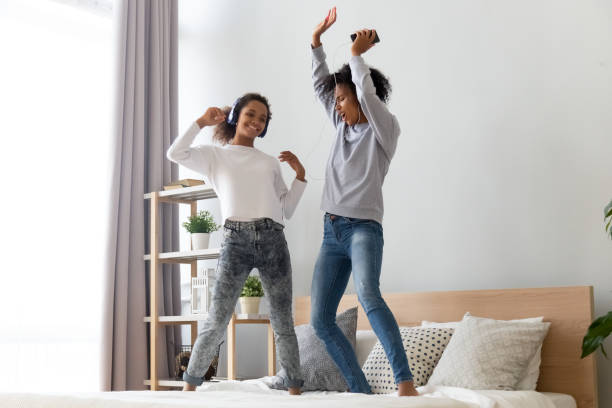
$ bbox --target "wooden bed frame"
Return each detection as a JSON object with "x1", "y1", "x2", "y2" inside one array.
[{"x1": 295, "y1": 286, "x2": 598, "y2": 408}]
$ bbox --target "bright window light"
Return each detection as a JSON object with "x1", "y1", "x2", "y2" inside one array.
[{"x1": 0, "y1": 0, "x2": 113, "y2": 392}]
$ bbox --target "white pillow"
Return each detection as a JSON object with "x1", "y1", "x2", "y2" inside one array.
[
  {"x1": 421, "y1": 320, "x2": 460, "y2": 329},
  {"x1": 515, "y1": 346, "x2": 543, "y2": 390},
  {"x1": 356, "y1": 330, "x2": 378, "y2": 367},
  {"x1": 427, "y1": 313, "x2": 550, "y2": 390},
  {"x1": 362, "y1": 327, "x2": 454, "y2": 393},
  {"x1": 421, "y1": 315, "x2": 544, "y2": 390}
]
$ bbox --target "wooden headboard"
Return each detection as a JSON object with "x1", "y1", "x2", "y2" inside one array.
[{"x1": 295, "y1": 286, "x2": 598, "y2": 408}]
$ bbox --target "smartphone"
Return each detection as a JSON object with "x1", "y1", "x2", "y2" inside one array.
[{"x1": 350, "y1": 31, "x2": 380, "y2": 44}]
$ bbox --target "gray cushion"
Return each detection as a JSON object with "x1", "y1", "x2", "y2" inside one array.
[{"x1": 271, "y1": 307, "x2": 358, "y2": 391}]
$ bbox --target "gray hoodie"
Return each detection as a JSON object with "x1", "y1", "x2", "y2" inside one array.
[{"x1": 312, "y1": 45, "x2": 400, "y2": 225}]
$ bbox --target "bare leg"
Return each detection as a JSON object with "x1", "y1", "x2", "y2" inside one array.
[
  {"x1": 288, "y1": 387, "x2": 301, "y2": 396},
  {"x1": 182, "y1": 382, "x2": 197, "y2": 392},
  {"x1": 398, "y1": 380, "x2": 418, "y2": 396}
]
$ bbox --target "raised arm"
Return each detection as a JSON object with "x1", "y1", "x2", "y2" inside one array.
[
  {"x1": 311, "y1": 7, "x2": 341, "y2": 127},
  {"x1": 166, "y1": 107, "x2": 226, "y2": 176},
  {"x1": 350, "y1": 29, "x2": 400, "y2": 161}
]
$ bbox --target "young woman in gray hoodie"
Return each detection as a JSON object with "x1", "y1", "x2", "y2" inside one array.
[{"x1": 309, "y1": 7, "x2": 418, "y2": 397}]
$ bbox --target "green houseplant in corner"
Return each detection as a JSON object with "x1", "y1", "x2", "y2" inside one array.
[
  {"x1": 239, "y1": 275, "x2": 264, "y2": 314},
  {"x1": 182, "y1": 210, "x2": 220, "y2": 250},
  {"x1": 581, "y1": 199, "x2": 612, "y2": 359}
]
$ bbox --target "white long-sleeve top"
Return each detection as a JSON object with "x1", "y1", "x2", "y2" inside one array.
[{"x1": 167, "y1": 122, "x2": 307, "y2": 225}]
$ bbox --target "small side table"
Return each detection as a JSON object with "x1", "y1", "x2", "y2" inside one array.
[{"x1": 227, "y1": 313, "x2": 276, "y2": 380}]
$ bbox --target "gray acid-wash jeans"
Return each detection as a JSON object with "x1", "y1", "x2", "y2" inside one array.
[{"x1": 183, "y1": 218, "x2": 303, "y2": 389}]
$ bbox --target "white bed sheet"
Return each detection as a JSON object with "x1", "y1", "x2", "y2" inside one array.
[
  {"x1": 541, "y1": 392, "x2": 577, "y2": 408},
  {"x1": 0, "y1": 379, "x2": 573, "y2": 408}
]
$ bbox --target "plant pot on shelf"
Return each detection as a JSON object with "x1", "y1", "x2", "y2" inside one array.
[
  {"x1": 191, "y1": 233, "x2": 210, "y2": 250},
  {"x1": 239, "y1": 297, "x2": 261, "y2": 314},
  {"x1": 183, "y1": 210, "x2": 220, "y2": 251},
  {"x1": 240, "y1": 275, "x2": 264, "y2": 314}
]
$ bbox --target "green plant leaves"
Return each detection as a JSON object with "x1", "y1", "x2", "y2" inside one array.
[
  {"x1": 581, "y1": 311, "x2": 612, "y2": 359},
  {"x1": 182, "y1": 210, "x2": 220, "y2": 234},
  {"x1": 241, "y1": 275, "x2": 264, "y2": 297},
  {"x1": 580, "y1": 201, "x2": 612, "y2": 358},
  {"x1": 605, "y1": 200, "x2": 612, "y2": 216},
  {"x1": 605, "y1": 200, "x2": 612, "y2": 240}
]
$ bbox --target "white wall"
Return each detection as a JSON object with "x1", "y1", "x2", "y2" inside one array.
[{"x1": 178, "y1": 0, "x2": 612, "y2": 404}]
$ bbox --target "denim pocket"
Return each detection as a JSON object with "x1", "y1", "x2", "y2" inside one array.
[{"x1": 223, "y1": 226, "x2": 236, "y2": 239}]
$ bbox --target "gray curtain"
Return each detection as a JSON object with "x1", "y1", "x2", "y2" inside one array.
[{"x1": 101, "y1": 0, "x2": 180, "y2": 391}]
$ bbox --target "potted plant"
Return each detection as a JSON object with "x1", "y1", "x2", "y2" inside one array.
[
  {"x1": 239, "y1": 275, "x2": 264, "y2": 314},
  {"x1": 182, "y1": 210, "x2": 220, "y2": 250},
  {"x1": 581, "y1": 199, "x2": 612, "y2": 359}
]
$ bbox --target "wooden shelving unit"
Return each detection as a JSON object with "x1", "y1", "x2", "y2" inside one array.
[
  {"x1": 143, "y1": 185, "x2": 276, "y2": 390},
  {"x1": 143, "y1": 185, "x2": 216, "y2": 390}
]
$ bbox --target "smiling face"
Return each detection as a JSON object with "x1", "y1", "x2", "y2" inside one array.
[
  {"x1": 334, "y1": 83, "x2": 362, "y2": 126},
  {"x1": 236, "y1": 100, "x2": 268, "y2": 140}
]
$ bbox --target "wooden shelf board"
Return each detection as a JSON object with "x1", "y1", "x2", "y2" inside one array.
[
  {"x1": 234, "y1": 314, "x2": 271, "y2": 323},
  {"x1": 144, "y1": 185, "x2": 217, "y2": 202},
  {"x1": 144, "y1": 248, "x2": 221, "y2": 263},
  {"x1": 144, "y1": 377, "x2": 227, "y2": 387},
  {"x1": 144, "y1": 313, "x2": 271, "y2": 324},
  {"x1": 144, "y1": 314, "x2": 208, "y2": 323}
]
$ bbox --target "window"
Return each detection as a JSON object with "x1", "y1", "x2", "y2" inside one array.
[{"x1": 0, "y1": 0, "x2": 113, "y2": 391}]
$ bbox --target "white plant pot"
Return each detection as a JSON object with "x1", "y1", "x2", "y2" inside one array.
[
  {"x1": 239, "y1": 297, "x2": 261, "y2": 315},
  {"x1": 191, "y1": 233, "x2": 210, "y2": 250}
]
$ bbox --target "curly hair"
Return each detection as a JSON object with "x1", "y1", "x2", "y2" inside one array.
[
  {"x1": 213, "y1": 93, "x2": 272, "y2": 145},
  {"x1": 321, "y1": 64, "x2": 392, "y2": 103}
]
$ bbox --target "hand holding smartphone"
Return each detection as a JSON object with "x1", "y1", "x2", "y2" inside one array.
[{"x1": 350, "y1": 30, "x2": 380, "y2": 44}]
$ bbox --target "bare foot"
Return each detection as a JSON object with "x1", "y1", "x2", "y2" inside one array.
[
  {"x1": 182, "y1": 382, "x2": 197, "y2": 391},
  {"x1": 288, "y1": 387, "x2": 301, "y2": 396},
  {"x1": 398, "y1": 380, "x2": 418, "y2": 396}
]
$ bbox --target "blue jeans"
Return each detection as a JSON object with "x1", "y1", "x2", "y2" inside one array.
[{"x1": 310, "y1": 213, "x2": 413, "y2": 393}]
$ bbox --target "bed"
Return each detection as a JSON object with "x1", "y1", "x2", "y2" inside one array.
[
  {"x1": 294, "y1": 286, "x2": 597, "y2": 408},
  {"x1": 0, "y1": 286, "x2": 597, "y2": 408}
]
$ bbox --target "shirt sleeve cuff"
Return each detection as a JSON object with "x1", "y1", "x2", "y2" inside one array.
[
  {"x1": 311, "y1": 45, "x2": 326, "y2": 61},
  {"x1": 291, "y1": 177, "x2": 308, "y2": 194},
  {"x1": 190, "y1": 121, "x2": 201, "y2": 133},
  {"x1": 349, "y1": 55, "x2": 367, "y2": 71}
]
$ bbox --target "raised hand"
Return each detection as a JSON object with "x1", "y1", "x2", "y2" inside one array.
[
  {"x1": 196, "y1": 107, "x2": 227, "y2": 128},
  {"x1": 278, "y1": 151, "x2": 306, "y2": 182},
  {"x1": 312, "y1": 7, "x2": 336, "y2": 48},
  {"x1": 351, "y1": 29, "x2": 377, "y2": 56}
]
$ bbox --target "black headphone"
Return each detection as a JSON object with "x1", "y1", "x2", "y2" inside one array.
[{"x1": 226, "y1": 97, "x2": 269, "y2": 138}]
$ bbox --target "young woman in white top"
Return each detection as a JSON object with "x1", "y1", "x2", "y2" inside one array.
[{"x1": 167, "y1": 93, "x2": 306, "y2": 394}]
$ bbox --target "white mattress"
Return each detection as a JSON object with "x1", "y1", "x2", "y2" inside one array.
[
  {"x1": 542, "y1": 392, "x2": 577, "y2": 408},
  {"x1": 0, "y1": 380, "x2": 577, "y2": 408}
]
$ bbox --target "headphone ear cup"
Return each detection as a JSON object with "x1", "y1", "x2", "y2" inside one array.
[{"x1": 227, "y1": 97, "x2": 241, "y2": 125}]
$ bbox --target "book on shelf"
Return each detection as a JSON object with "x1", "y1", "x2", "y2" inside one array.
[{"x1": 163, "y1": 179, "x2": 204, "y2": 190}]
